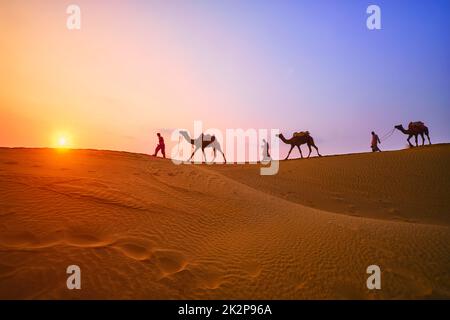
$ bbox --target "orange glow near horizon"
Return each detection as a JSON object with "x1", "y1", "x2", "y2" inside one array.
[
  {"x1": 52, "y1": 132, "x2": 72, "y2": 149},
  {"x1": 1, "y1": 1, "x2": 449, "y2": 157}
]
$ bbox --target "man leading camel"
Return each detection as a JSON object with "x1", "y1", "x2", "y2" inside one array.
[
  {"x1": 152, "y1": 133, "x2": 166, "y2": 158},
  {"x1": 371, "y1": 131, "x2": 381, "y2": 152},
  {"x1": 261, "y1": 139, "x2": 271, "y2": 162}
]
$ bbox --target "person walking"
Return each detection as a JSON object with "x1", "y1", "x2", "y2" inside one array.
[
  {"x1": 371, "y1": 131, "x2": 381, "y2": 152},
  {"x1": 152, "y1": 133, "x2": 166, "y2": 158},
  {"x1": 261, "y1": 139, "x2": 271, "y2": 162}
]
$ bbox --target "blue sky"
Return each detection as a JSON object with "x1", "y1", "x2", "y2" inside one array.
[{"x1": 1, "y1": 0, "x2": 449, "y2": 156}]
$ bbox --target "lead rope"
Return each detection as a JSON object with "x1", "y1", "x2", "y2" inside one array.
[{"x1": 380, "y1": 128, "x2": 395, "y2": 142}]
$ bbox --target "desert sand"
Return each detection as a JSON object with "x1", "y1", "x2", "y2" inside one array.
[{"x1": 0, "y1": 144, "x2": 449, "y2": 299}]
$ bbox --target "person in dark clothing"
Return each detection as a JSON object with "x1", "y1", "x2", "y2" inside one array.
[{"x1": 152, "y1": 133, "x2": 166, "y2": 158}]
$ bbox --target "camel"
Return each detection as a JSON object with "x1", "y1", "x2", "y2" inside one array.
[
  {"x1": 276, "y1": 132, "x2": 322, "y2": 160},
  {"x1": 179, "y1": 131, "x2": 226, "y2": 163},
  {"x1": 394, "y1": 122, "x2": 431, "y2": 147}
]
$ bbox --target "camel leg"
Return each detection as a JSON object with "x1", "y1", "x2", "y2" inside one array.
[
  {"x1": 218, "y1": 144, "x2": 227, "y2": 163},
  {"x1": 308, "y1": 137, "x2": 321, "y2": 157},
  {"x1": 297, "y1": 145, "x2": 304, "y2": 158},
  {"x1": 220, "y1": 150, "x2": 227, "y2": 164},
  {"x1": 306, "y1": 144, "x2": 312, "y2": 158},
  {"x1": 202, "y1": 148, "x2": 207, "y2": 163},
  {"x1": 205, "y1": 147, "x2": 215, "y2": 164},
  {"x1": 425, "y1": 129, "x2": 431, "y2": 145},
  {"x1": 407, "y1": 135, "x2": 413, "y2": 147},
  {"x1": 415, "y1": 135, "x2": 418, "y2": 147},
  {"x1": 211, "y1": 146, "x2": 226, "y2": 164},
  {"x1": 212, "y1": 143, "x2": 227, "y2": 163},
  {"x1": 420, "y1": 133, "x2": 425, "y2": 146},
  {"x1": 188, "y1": 145, "x2": 201, "y2": 161},
  {"x1": 285, "y1": 145, "x2": 294, "y2": 160},
  {"x1": 313, "y1": 144, "x2": 322, "y2": 157}
]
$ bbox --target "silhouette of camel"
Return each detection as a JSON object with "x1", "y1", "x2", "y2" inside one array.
[
  {"x1": 179, "y1": 131, "x2": 227, "y2": 163},
  {"x1": 394, "y1": 122, "x2": 431, "y2": 147},
  {"x1": 276, "y1": 132, "x2": 322, "y2": 160}
]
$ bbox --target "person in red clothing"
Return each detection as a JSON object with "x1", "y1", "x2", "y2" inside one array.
[
  {"x1": 152, "y1": 133, "x2": 166, "y2": 158},
  {"x1": 371, "y1": 131, "x2": 381, "y2": 152}
]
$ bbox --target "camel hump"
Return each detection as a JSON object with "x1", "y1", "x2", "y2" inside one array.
[
  {"x1": 408, "y1": 121, "x2": 425, "y2": 130},
  {"x1": 293, "y1": 131, "x2": 310, "y2": 138}
]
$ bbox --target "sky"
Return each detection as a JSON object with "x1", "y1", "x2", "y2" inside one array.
[{"x1": 1, "y1": 0, "x2": 449, "y2": 160}]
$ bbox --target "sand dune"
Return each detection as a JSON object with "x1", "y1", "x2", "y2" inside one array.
[
  {"x1": 0, "y1": 145, "x2": 449, "y2": 299},
  {"x1": 211, "y1": 144, "x2": 450, "y2": 226}
]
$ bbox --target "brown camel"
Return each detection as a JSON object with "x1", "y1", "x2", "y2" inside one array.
[
  {"x1": 394, "y1": 122, "x2": 431, "y2": 147},
  {"x1": 276, "y1": 132, "x2": 322, "y2": 160},
  {"x1": 179, "y1": 131, "x2": 226, "y2": 163}
]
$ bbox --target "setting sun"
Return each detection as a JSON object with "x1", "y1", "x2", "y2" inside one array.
[
  {"x1": 53, "y1": 132, "x2": 72, "y2": 149},
  {"x1": 58, "y1": 136, "x2": 67, "y2": 147}
]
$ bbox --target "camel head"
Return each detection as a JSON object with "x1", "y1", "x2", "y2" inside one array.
[
  {"x1": 178, "y1": 130, "x2": 191, "y2": 138},
  {"x1": 394, "y1": 124, "x2": 403, "y2": 131},
  {"x1": 275, "y1": 133, "x2": 283, "y2": 138}
]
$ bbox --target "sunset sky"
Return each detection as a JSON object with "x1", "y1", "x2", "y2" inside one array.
[{"x1": 1, "y1": 0, "x2": 449, "y2": 159}]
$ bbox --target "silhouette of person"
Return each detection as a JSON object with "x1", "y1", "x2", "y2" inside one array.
[
  {"x1": 152, "y1": 133, "x2": 166, "y2": 158},
  {"x1": 371, "y1": 131, "x2": 381, "y2": 152},
  {"x1": 262, "y1": 139, "x2": 271, "y2": 162}
]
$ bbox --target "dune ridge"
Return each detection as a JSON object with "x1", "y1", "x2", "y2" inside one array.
[{"x1": 0, "y1": 145, "x2": 449, "y2": 299}]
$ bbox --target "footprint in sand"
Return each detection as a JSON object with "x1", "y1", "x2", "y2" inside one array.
[
  {"x1": 196, "y1": 269, "x2": 227, "y2": 290},
  {"x1": 64, "y1": 232, "x2": 111, "y2": 248},
  {"x1": 111, "y1": 238, "x2": 153, "y2": 261},
  {"x1": 152, "y1": 249, "x2": 187, "y2": 275},
  {"x1": 0, "y1": 230, "x2": 70, "y2": 249},
  {"x1": 110, "y1": 240, "x2": 188, "y2": 274}
]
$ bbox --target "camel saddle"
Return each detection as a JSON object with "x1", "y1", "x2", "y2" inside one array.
[
  {"x1": 408, "y1": 121, "x2": 425, "y2": 131},
  {"x1": 293, "y1": 131, "x2": 310, "y2": 138},
  {"x1": 202, "y1": 134, "x2": 216, "y2": 142}
]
